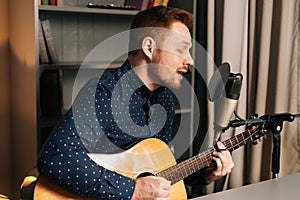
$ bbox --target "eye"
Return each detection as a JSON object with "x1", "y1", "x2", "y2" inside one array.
[{"x1": 177, "y1": 48, "x2": 186, "y2": 54}]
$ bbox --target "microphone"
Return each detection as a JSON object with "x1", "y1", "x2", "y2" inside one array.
[{"x1": 209, "y1": 63, "x2": 243, "y2": 142}]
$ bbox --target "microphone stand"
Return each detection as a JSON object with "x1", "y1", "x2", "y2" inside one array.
[
  {"x1": 229, "y1": 113, "x2": 300, "y2": 179},
  {"x1": 260, "y1": 113, "x2": 299, "y2": 179}
]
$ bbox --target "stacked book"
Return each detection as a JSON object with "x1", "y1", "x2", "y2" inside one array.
[{"x1": 39, "y1": 19, "x2": 59, "y2": 64}]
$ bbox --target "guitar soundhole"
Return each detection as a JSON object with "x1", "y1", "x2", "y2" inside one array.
[{"x1": 137, "y1": 172, "x2": 155, "y2": 178}]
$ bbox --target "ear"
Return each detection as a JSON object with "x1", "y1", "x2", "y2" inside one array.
[{"x1": 142, "y1": 37, "x2": 156, "y2": 61}]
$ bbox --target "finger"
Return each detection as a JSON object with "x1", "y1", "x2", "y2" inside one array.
[
  {"x1": 159, "y1": 182, "x2": 171, "y2": 190},
  {"x1": 149, "y1": 178, "x2": 170, "y2": 198},
  {"x1": 217, "y1": 141, "x2": 226, "y2": 148},
  {"x1": 214, "y1": 142, "x2": 234, "y2": 165},
  {"x1": 152, "y1": 176, "x2": 171, "y2": 188},
  {"x1": 216, "y1": 141, "x2": 228, "y2": 152},
  {"x1": 155, "y1": 176, "x2": 172, "y2": 183},
  {"x1": 145, "y1": 176, "x2": 171, "y2": 190},
  {"x1": 212, "y1": 157, "x2": 223, "y2": 173},
  {"x1": 213, "y1": 151, "x2": 227, "y2": 168},
  {"x1": 156, "y1": 188, "x2": 170, "y2": 198},
  {"x1": 213, "y1": 152, "x2": 233, "y2": 175}
]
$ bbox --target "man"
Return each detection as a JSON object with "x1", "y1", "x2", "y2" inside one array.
[{"x1": 37, "y1": 6, "x2": 234, "y2": 199}]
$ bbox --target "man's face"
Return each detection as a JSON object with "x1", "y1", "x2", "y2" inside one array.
[{"x1": 151, "y1": 22, "x2": 194, "y2": 90}]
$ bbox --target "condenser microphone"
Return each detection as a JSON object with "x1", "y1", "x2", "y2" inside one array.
[
  {"x1": 208, "y1": 62, "x2": 243, "y2": 142},
  {"x1": 215, "y1": 73, "x2": 243, "y2": 132}
]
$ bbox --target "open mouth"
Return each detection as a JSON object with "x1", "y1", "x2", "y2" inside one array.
[{"x1": 176, "y1": 71, "x2": 184, "y2": 80}]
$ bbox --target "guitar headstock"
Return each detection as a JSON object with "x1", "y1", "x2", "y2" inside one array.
[
  {"x1": 222, "y1": 124, "x2": 268, "y2": 151},
  {"x1": 246, "y1": 124, "x2": 269, "y2": 145}
]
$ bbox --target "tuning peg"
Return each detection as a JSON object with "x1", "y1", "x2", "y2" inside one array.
[
  {"x1": 250, "y1": 114, "x2": 258, "y2": 119},
  {"x1": 252, "y1": 140, "x2": 258, "y2": 145}
]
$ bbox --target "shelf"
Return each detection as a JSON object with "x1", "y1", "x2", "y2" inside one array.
[
  {"x1": 40, "y1": 115, "x2": 62, "y2": 128},
  {"x1": 175, "y1": 108, "x2": 192, "y2": 114},
  {"x1": 39, "y1": 5, "x2": 139, "y2": 15},
  {"x1": 40, "y1": 61, "x2": 124, "y2": 70}
]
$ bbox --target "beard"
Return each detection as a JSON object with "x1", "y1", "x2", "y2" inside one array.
[{"x1": 152, "y1": 64, "x2": 183, "y2": 90}]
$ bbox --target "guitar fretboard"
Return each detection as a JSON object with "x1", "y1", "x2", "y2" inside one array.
[{"x1": 156, "y1": 128, "x2": 257, "y2": 184}]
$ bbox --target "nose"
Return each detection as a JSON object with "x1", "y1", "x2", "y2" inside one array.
[{"x1": 184, "y1": 51, "x2": 194, "y2": 68}]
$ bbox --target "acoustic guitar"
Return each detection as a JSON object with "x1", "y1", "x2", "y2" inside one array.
[{"x1": 34, "y1": 126, "x2": 263, "y2": 200}]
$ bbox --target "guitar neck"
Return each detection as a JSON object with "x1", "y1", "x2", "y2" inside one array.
[{"x1": 156, "y1": 128, "x2": 257, "y2": 184}]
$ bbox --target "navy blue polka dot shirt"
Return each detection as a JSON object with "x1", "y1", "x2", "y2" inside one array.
[{"x1": 37, "y1": 60, "x2": 175, "y2": 199}]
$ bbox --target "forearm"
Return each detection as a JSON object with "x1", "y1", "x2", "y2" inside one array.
[{"x1": 37, "y1": 134, "x2": 135, "y2": 199}]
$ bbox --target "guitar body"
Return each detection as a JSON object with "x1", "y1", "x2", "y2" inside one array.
[
  {"x1": 34, "y1": 127, "x2": 262, "y2": 199},
  {"x1": 34, "y1": 175, "x2": 93, "y2": 200},
  {"x1": 34, "y1": 138, "x2": 187, "y2": 199}
]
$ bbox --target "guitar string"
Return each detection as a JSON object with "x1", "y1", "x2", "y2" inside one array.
[
  {"x1": 158, "y1": 132, "x2": 249, "y2": 182},
  {"x1": 164, "y1": 132, "x2": 247, "y2": 182},
  {"x1": 223, "y1": 129, "x2": 256, "y2": 151},
  {"x1": 157, "y1": 149, "x2": 214, "y2": 183},
  {"x1": 157, "y1": 129, "x2": 258, "y2": 183}
]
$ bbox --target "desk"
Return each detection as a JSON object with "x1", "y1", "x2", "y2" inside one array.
[{"x1": 193, "y1": 173, "x2": 300, "y2": 200}]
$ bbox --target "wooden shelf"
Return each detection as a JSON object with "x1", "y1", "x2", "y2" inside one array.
[
  {"x1": 40, "y1": 115, "x2": 62, "y2": 128},
  {"x1": 39, "y1": 61, "x2": 124, "y2": 70},
  {"x1": 39, "y1": 5, "x2": 139, "y2": 15},
  {"x1": 175, "y1": 108, "x2": 192, "y2": 114}
]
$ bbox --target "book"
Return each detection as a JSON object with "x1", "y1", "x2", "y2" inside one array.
[
  {"x1": 42, "y1": 0, "x2": 49, "y2": 5},
  {"x1": 49, "y1": 0, "x2": 57, "y2": 6},
  {"x1": 40, "y1": 70, "x2": 63, "y2": 116},
  {"x1": 41, "y1": 20, "x2": 59, "y2": 63},
  {"x1": 125, "y1": 0, "x2": 149, "y2": 11},
  {"x1": 148, "y1": 0, "x2": 169, "y2": 8},
  {"x1": 141, "y1": 0, "x2": 150, "y2": 10},
  {"x1": 38, "y1": 0, "x2": 42, "y2": 6},
  {"x1": 153, "y1": 0, "x2": 169, "y2": 7},
  {"x1": 57, "y1": 0, "x2": 64, "y2": 6},
  {"x1": 38, "y1": 19, "x2": 49, "y2": 64},
  {"x1": 162, "y1": 0, "x2": 169, "y2": 6},
  {"x1": 147, "y1": 0, "x2": 155, "y2": 8}
]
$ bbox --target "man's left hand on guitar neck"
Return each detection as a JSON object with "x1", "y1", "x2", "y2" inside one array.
[{"x1": 204, "y1": 142, "x2": 235, "y2": 184}]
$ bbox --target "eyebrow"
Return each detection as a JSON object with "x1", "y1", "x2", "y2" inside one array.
[{"x1": 179, "y1": 41, "x2": 192, "y2": 48}]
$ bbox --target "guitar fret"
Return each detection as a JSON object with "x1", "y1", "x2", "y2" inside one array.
[
  {"x1": 190, "y1": 157, "x2": 197, "y2": 174},
  {"x1": 241, "y1": 132, "x2": 246, "y2": 145},
  {"x1": 225, "y1": 140, "x2": 231, "y2": 149},
  {"x1": 159, "y1": 171, "x2": 166, "y2": 180},
  {"x1": 166, "y1": 167, "x2": 176, "y2": 184},
  {"x1": 174, "y1": 165, "x2": 181, "y2": 183},
  {"x1": 229, "y1": 138, "x2": 234, "y2": 150},
  {"x1": 238, "y1": 135, "x2": 242, "y2": 148},
  {"x1": 234, "y1": 135, "x2": 240, "y2": 149},
  {"x1": 205, "y1": 151, "x2": 210, "y2": 166},
  {"x1": 208, "y1": 150, "x2": 213, "y2": 163},
  {"x1": 239, "y1": 134, "x2": 245, "y2": 146},
  {"x1": 191, "y1": 158, "x2": 197, "y2": 173},
  {"x1": 243, "y1": 129, "x2": 252, "y2": 143},
  {"x1": 199, "y1": 153, "x2": 204, "y2": 168}
]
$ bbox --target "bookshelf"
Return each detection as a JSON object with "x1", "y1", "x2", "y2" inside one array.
[
  {"x1": 37, "y1": 0, "x2": 197, "y2": 165},
  {"x1": 39, "y1": 5, "x2": 139, "y2": 15}
]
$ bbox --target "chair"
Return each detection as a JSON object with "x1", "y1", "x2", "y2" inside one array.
[{"x1": 20, "y1": 167, "x2": 39, "y2": 200}]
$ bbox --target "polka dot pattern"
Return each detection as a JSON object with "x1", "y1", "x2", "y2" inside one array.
[{"x1": 37, "y1": 60, "x2": 175, "y2": 199}]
